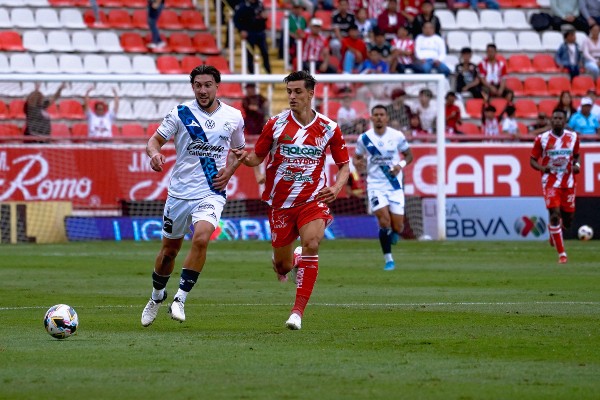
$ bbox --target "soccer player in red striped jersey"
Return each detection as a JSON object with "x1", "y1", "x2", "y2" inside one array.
[
  {"x1": 234, "y1": 71, "x2": 350, "y2": 330},
  {"x1": 530, "y1": 108, "x2": 580, "y2": 264}
]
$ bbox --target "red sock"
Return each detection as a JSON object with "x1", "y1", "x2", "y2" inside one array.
[
  {"x1": 549, "y1": 225, "x2": 565, "y2": 255},
  {"x1": 291, "y1": 255, "x2": 318, "y2": 317}
]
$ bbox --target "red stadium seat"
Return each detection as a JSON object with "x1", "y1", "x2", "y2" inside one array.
[
  {"x1": 99, "y1": 0, "x2": 124, "y2": 6},
  {"x1": 1, "y1": 123, "x2": 22, "y2": 137},
  {"x1": 192, "y1": 33, "x2": 220, "y2": 55},
  {"x1": 532, "y1": 54, "x2": 560, "y2": 73},
  {"x1": 181, "y1": 55, "x2": 203, "y2": 72},
  {"x1": 490, "y1": 98, "x2": 507, "y2": 117},
  {"x1": 144, "y1": 33, "x2": 171, "y2": 53},
  {"x1": 517, "y1": 122, "x2": 528, "y2": 135},
  {"x1": 547, "y1": 76, "x2": 571, "y2": 96},
  {"x1": 146, "y1": 122, "x2": 160, "y2": 136},
  {"x1": 351, "y1": 100, "x2": 368, "y2": 117},
  {"x1": 507, "y1": 54, "x2": 533, "y2": 73},
  {"x1": 125, "y1": 0, "x2": 146, "y2": 6},
  {"x1": 59, "y1": 100, "x2": 85, "y2": 120},
  {"x1": 219, "y1": 83, "x2": 244, "y2": 98},
  {"x1": 168, "y1": 33, "x2": 196, "y2": 53},
  {"x1": 83, "y1": 9, "x2": 108, "y2": 27},
  {"x1": 166, "y1": 0, "x2": 194, "y2": 8},
  {"x1": 523, "y1": 76, "x2": 547, "y2": 96},
  {"x1": 49, "y1": 0, "x2": 87, "y2": 6},
  {"x1": 0, "y1": 31, "x2": 25, "y2": 51},
  {"x1": 325, "y1": 101, "x2": 341, "y2": 120},
  {"x1": 514, "y1": 99, "x2": 538, "y2": 118},
  {"x1": 504, "y1": 77, "x2": 524, "y2": 96},
  {"x1": 180, "y1": 10, "x2": 207, "y2": 30},
  {"x1": 51, "y1": 123, "x2": 71, "y2": 138},
  {"x1": 266, "y1": 10, "x2": 285, "y2": 31},
  {"x1": 120, "y1": 123, "x2": 146, "y2": 138},
  {"x1": 131, "y1": 9, "x2": 148, "y2": 29},
  {"x1": 156, "y1": 55, "x2": 183, "y2": 74},
  {"x1": 120, "y1": 32, "x2": 148, "y2": 53},
  {"x1": 537, "y1": 99, "x2": 557, "y2": 116},
  {"x1": 46, "y1": 103, "x2": 60, "y2": 119},
  {"x1": 571, "y1": 75, "x2": 594, "y2": 96},
  {"x1": 459, "y1": 122, "x2": 480, "y2": 135},
  {"x1": 107, "y1": 9, "x2": 133, "y2": 29},
  {"x1": 465, "y1": 98, "x2": 484, "y2": 118},
  {"x1": 9, "y1": 99, "x2": 26, "y2": 119},
  {"x1": 0, "y1": 101, "x2": 8, "y2": 119},
  {"x1": 71, "y1": 123, "x2": 88, "y2": 138},
  {"x1": 314, "y1": 10, "x2": 333, "y2": 30},
  {"x1": 158, "y1": 10, "x2": 183, "y2": 30},
  {"x1": 204, "y1": 55, "x2": 230, "y2": 73}
]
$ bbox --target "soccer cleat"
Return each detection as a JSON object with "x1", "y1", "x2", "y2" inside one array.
[
  {"x1": 384, "y1": 261, "x2": 395, "y2": 271},
  {"x1": 141, "y1": 291, "x2": 167, "y2": 327},
  {"x1": 168, "y1": 298, "x2": 186, "y2": 322},
  {"x1": 558, "y1": 253, "x2": 568, "y2": 264},
  {"x1": 272, "y1": 254, "x2": 288, "y2": 283},
  {"x1": 285, "y1": 313, "x2": 302, "y2": 330}
]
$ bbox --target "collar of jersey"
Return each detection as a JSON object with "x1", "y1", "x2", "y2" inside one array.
[
  {"x1": 289, "y1": 108, "x2": 318, "y2": 129},
  {"x1": 194, "y1": 99, "x2": 222, "y2": 116}
]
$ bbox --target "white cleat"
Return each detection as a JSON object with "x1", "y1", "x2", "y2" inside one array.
[
  {"x1": 168, "y1": 298, "x2": 186, "y2": 322},
  {"x1": 141, "y1": 291, "x2": 167, "y2": 327},
  {"x1": 285, "y1": 313, "x2": 302, "y2": 330}
]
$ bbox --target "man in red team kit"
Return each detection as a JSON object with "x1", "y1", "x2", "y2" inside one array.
[
  {"x1": 530, "y1": 109, "x2": 580, "y2": 264},
  {"x1": 234, "y1": 71, "x2": 350, "y2": 330}
]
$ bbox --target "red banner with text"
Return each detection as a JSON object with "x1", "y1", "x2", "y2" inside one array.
[{"x1": 1, "y1": 144, "x2": 600, "y2": 209}]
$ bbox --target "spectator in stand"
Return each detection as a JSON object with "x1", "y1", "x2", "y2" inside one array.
[
  {"x1": 414, "y1": 22, "x2": 451, "y2": 77},
  {"x1": 578, "y1": 88, "x2": 600, "y2": 120},
  {"x1": 341, "y1": 24, "x2": 368, "y2": 73},
  {"x1": 361, "y1": 47, "x2": 389, "y2": 74},
  {"x1": 411, "y1": 1, "x2": 441, "y2": 38},
  {"x1": 568, "y1": 97, "x2": 600, "y2": 135},
  {"x1": 451, "y1": 0, "x2": 499, "y2": 10},
  {"x1": 337, "y1": 95, "x2": 358, "y2": 134},
  {"x1": 330, "y1": 0, "x2": 356, "y2": 58},
  {"x1": 555, "y1": 90, "x2": 577, "y2": 121},
  {"x1": 408, "y1": 113, "x2": 427, "y2": 137},
  {"x1": 24, "y1": 82, "x2": 66, "y2": 140},
  {"x1": 369, "y1": 29, "x2": 393, "y2": 64},
  {"x1": 367, "y1": 0, "x2": 387, "y2": 26},
  {"x1": 555, "y1": 29, "x2": 582, "y2": 80},
  {"x1": 478, "y1": 43, "x2": 507, "y2": 98},
  {"x1": 377, "y1": 0, "x2": 406, "y2": 41},
  {"x1": 89, "y1": 0, "x2": 102, "y2": 26},
  {"x1": 580, "y1": 0, "x2": 600, "y2": 27},
  {"x1": 85, "y1": 86, "x2": 119, "y2": 138},
  {"x1": 234, "y1": 0, "x2": 272, "y2": 74},
  {"x1": 147, "y1": 0, "x2": 165, "y2": 49},
  {"x1": 500, "y1": 105, "x2": 519, "y2": 138},
  {"x1": 582, "y1": 24, "x2": 600, "y2": 80},
  {"x1": 312, "y1": 0, "x2": 334, "y2": 12},
  {"x1": 390, "y1": 25, "x2": 417, "y2": 73},
  {"x1": 355, "y1": 8, "x2": 374, "y2": 43},
  {"x1": 482, "y1": 105, "x2": 500, "y2": 136},
  {"x1": 293, "y1": 0, "x2": 313, "y2": 15},
  {"x1": 411, "y1": 88, "x2": 436, "y2": 133},
  {"x1": 445, "y1": 92, "x2": 462, "y2": 134},
  {"x1": 242, "y1": 83, "x2": 268, "y2": 138},
  {"x1": 498, "y1": 89, "x2": 516, "y2": 121},
  {"x1": 386, "y1": 88, "x2": 412, "y2": 131},
  {"x1": 549, "y1": 0, "x2": 589, "y2": 33},
  {"x1": 283, "y1": 1, "x2": 308, "y2": 64},
  {"x1": 528, "y1": 112, "x2": 551, "y2": 136},
  {"x1": 302, "y1": 18, "x2": 338, "y2": 73},
  {"x1": 455, "y1": 47, "x2": 483, "y2": 99}
]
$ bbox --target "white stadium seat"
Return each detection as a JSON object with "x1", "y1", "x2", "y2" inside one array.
[
  {"x1": 456, "y1": 9, "x2": 480, "y2": 30},
  {"x1": 10, "y1": 53, "x2": 35, "y2": 74},
  {"x1": 11, "y1": 8, "x2": 36, "y2": 29},
  {"x1": 92, "y1": 82, "x2": 118, "y2": 97},
  {"x1": 47, "y1": 31, "x2": 74, "y2": 52},
  {"x1": 2, "y1": 0, "x2": 27, "y2": 6},
  {"x1": 35, "y1": 8, "x2": 61, "y2": 29},
  {"x1": 59, "y1": 54, "x2": 84, "y2": 74},
  {"x1": 170, "y1": 82, "x2": 189, "y2": 97},
  {"x1": 0, "y1": 9, "x2": 11, "y2": 29},
  {"x1": 503, "y1": 10, "x2": 530, "y2": 30},
  {"x1": 108, "y1": 55, "x2": 133, "y2": 74},
  {"x1": 84, "y1": 54, "x2": 109, "y2": 74},
  {"x1": 576, "y1": 31, "x2": 587, "y2": 47},
  {"x1": 157, "y1": 99, "x2": 175, "y2": 116},
  {"x1": 62, "y1": 82, "x2": 90, "y2": 98},
  {"x1": 518, "y1": 31, "x2": 542, "y2": 52},
  {"x1": 132, "y1": 55, "x2": 158, "y2": 74},
  {"x1": 25, "y1": 0, "x2": 50, "y2": 5},
  {"x1": 436, "y1": 10, "x2": 456, "y2": 30},
  {"x1": 479, "y1": 10, "x2": 504, "y2": 30},
  {"x1": 23, "y1": 31, "x2": 50, "y2": 52},
  {"x1": 446, "y1": 31, "x2": 470, "y2": 52},
  {"x1": 133, "y1": 99, "x2": 160, "y2": 120},
  {"x1": 541, "y1": 31, "x2": 563, "y2": 51},
  {"x1": 444, "y1": 54, "x2": 459, "y2": 72},
  {"x1": 120, "y1": 82, "x2": 147, "y2": 97},
  {"x1": 72, "y1": 31, "x2": 98, "y2": 52},
  {"x1": 470, "y1": 31, "x2": 493, "y2": 52},
  {"x1": 116, "y1": 99, "x2": 134, "y2": 120},
  {"x1": 97, "y1": 31, "x2": 123, "y2": 53},
  {"x1": 60, "y1": 9, "x2": 86, "y2": 29},
  {"x1": 0, "y1": 53, "x2": 10, "y2": 73},
  {"x1": 0, "y1": 82, "x2": 25, "y2": 97},
  {"x1": 34, "y1": 54, "x2": 60, "y2": 73},
  {"x1": 145, "y1": 82, "x2": 170, "y2": 97},
  {"x1": 537, "y1": 0, "x2": 550, "y2": 6},
  {"x1": 494, "y1": 31, "x2": 519, "y2": 52}
]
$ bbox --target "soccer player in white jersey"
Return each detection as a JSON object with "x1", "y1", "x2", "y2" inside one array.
[
  {"x1": 233, "y1": 71, "x2": 350, "y2": 330},
  {"x1": 530, "y1": 108, "x2": 580, "y2": 264},
  {"x1": 141, "y1": 65, "x2": 247, "y2": 326},
  {"x1": 353, "y1": 105, "x2": 413, "y2": 271}
]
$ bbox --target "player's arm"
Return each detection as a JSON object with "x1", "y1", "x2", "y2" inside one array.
[
  {"x1": 529, "y1": 156, "x2": 550, "y2": 173},
  {"x1": 213, "y1": 148, "x2": 248, "y2": 190},
  {"x1": 317, "y1": 162, "x2": 350, "y2": 203},
  {"x1": 232, "y1": 149, "x2": 266, "y2": 167},
  {"x1": 147, "y1": 133, "x2": 168, "y2": 172},
  {"x1": 529, "y1": 137, "x2": 549, "y2": 173}
]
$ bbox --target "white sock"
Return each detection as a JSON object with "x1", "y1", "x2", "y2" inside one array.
[
  {"x1": 174, "y1": 289, "x2": 189, "y2": 303},
  {"x1": 151, "y1": 288, "x2": 165, "y2": 302},
  {"x1": 384, "y1": 253, "x2": 393, "y2": 263}
]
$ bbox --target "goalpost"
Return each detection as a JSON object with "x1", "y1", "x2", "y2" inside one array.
[{"x1": 0, "y1": 72, "x2": 447, "y2": 242}]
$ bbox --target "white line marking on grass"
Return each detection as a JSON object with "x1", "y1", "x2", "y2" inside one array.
[{"x1": 1, "y1": 301, "x2": 599, "y2": 311}]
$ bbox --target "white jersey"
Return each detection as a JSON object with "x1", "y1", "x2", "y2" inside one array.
[
  {"x1": 157, "y1": 99, "x2": 245, "y2": 200},
  {"x1": 87, "y1": 110, "x2": 114, "y2": 138},
  {"x1": 355, "y1": 127, "x2": 409, "y2": 191}
]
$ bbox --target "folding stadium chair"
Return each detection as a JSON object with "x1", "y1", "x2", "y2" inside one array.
[
  {"x1": 131, "y1": 9, "x2": 148, "y2": 29},
  {"x1": 479, "y1": 10, "x2": 504, "y2": 30},
  {"x1": 23, "y1": 31, "x2": 50, "y2": 53},
  {"x1": 0, "y1": 101, "x2": 8, "y2": 119},
  {"x1": 507, "y1": 54, "x2": 533, "y2": 74},
  {"x1": 72, "y1": 31, "x2": 98, "y2": 52},
  {"x1": 547, "y1": 76, "x2": 571, "y2": 96},
  {"x1": 156, "y1": 55, "x2": 182, "y2": 74},
  {"x1": 10, "y1": 53, "x2": 35, "y2": 73},
  {"x1": 465, "y1": 98, "x2": 484, "y2": 119},
  {"x1": 51, "y1": 123, "x2": 71, "y2": 139},
  {"x1": 35, "y1": 8, "x2": 62, "y2": 29},
  {"x1": 83, "y1": 54, "x2": 109, "y2": 73},
  {"x1": 459, "y1": 122, "x2": 480, "y2": 135},
  {"x1": 107, "y1": 9, "x2": 133, "y2": 29},
  {"x1": 11, "y1": 8, "x2": 36, "y2": 29},
  {"x1": 523, "y1": 76, "x2": 548, "y2": 96},
  {"x1": 8, "y1": 99, "x2": 26, "y2": 119},
  {"x1": 537, "y1": 99, "x2": 557, "y2": 117},
  {"x1": 59, "y1": 8, "x2": 86, "y2": 29},
  {"x1": 205, "y1": 55, "x2": 230, "y2": 73},
  {"x1": 34, "y1": 54, "x2": 60, "y2": 73},
  {"x1": 192, "y1": 33, "x2": 220, "y2": 55},
  {"x1": 0, "y1": 31, "x2": 24, "y2": 51},
  {"x1": 518, "y1": 31, "x2": 542, "y2": 52},
  {"x1": 514, "y1": 99, "x2": 538, "y2": 118},
  {"x1": 503, "y1": 9, "x2": 530, "y2": 29},
  {"x1": 180, "y1": 10, "x2": 206, "y2": 30},
  {"x1": 47, "y1": 31, "x2": 74, "y2": 52},
  {"x1": 504, "y1": 77, "x2": 524, "y2": 96},
  {"x1": 181, "y1": 55, "x2": 203, "y2": 72},
  {"x1": 120, "y1": 32, "x2": 147, "y2": 53},
  {"x1": 158, "y1": 10, "x2": 183, "y2": 30},
  {"x1": 532, "y1": 54, "x2": 560, "y2": 73},
  {"x1": 132, "y1": 55, "x2": 158, "y2": 74},
  {"x1": 571, "y1": 75, "x2": 594, "y2": 96},
  {"x1": 120, "y1": 123, "x2": 146, "y2": 138},
  {"x1": 456, "y1": 9, "x2": 480, "y2": 30},
  {"x1": 59, "y1": 100, "x2": 85, "y2": 120},
  {"x1": 108, "y1": 55, "x2": 133, "y2": 74},
  {"x1": 96, "y1": 32, "x2": 123, "y2": 53},
  {"x1": 168, "y1": 33, "x2": 196, "y2": 54},
  {"x1": 219, "y1": 83, "x2": 244, "y2": 98}
]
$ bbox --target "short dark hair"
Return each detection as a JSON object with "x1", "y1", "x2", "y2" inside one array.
[
  {"x1": 190, "y1": 65, "x2": 221, "y2": 84},
  {"x1": 460, "y1": 47, "x2": 472, "y2": 54},
  {"x1": 484, "y1": 105, "x2": 497, "y2": 113},
  {"x1": 486, "y1": 43, "x2": 497, "y2": 51},
  {"x1": 552, "y1": 108, "x2": 567, "y2": 117},
  {"x1": 564, "y1": 29, "x2": 576, "y2": 39},
  {"x1": 371, "y1": 104, "x2": 388, "y2": 114},
  {"x1": 505, "y1": 105, "x2": 516, "y2": 116},
  {"x1": 284, "y1": 70, "x2": 317, "y2": 91}
]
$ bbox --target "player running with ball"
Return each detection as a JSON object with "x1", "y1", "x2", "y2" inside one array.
[
  {"x1": 234, "y1": 71, "x2": 350, "y2": 330},
  {"x1": 530, "y1": 108, "x2": 580, "y2": 264},
  {"x1": 353, "y1": 105, "x2": 413, "y2": 271}
]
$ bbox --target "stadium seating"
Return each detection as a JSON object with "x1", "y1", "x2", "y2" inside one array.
[
  {"x1": 0, "y1": 31, "x2": 24, "y2": 51},
  {"x1": 479, "y1": 10, "x2": 504, "y2": 30},
  {"x1": 11, "y1": 8, "x2": 37, "y2": 29},
  {"x1": 514, "y1": 99, "x2": 538, "y2": 118},
  {"x1": 47, "y1": 31, "x2": 74, "y2": 52},
  {"x1": 181, "y1": 55, "x2": 203, "y2": 72},
  {"x1": 72, "y1": 31, "x2": 98, "y2": 52},
  {"x1": 23, "y1": 31, "x2": 50, "y2": 52},
  {"x1": 59, "y1": 8, "x2": 86, "y2": 29},
  {"x1": 8, "y1": 99, "x2": 26, "y2": 119},
  {"x1": 35, "y1": 8, "x2": 62, "y2": 29},
  {"x1": 34, "y1": 54, "x2": 60, "y2": 73},
  {"x1": 51, "y1": 122, "x2": 71, "y2": 138},
  {"x1": 156, "y1": 55, "x2": 183, "y2": 74},
  {"x1": 0, "y1": 101, "x2": 8, "y2": 119},
  {"x1": 471, "y1": 31, "x2": 493, "y2": 52},
  {"x1": 168, "y1": 33, "x2": 196, "y2": 54},
  {"x1": 523, "y1": 76, "x2": 548, "y2": 96},
  {"x1": 205, "y1": 55, "x2": 230, "y2": 73},
  {"x1": 504, "y1": 77, "x2": 524, "y2": 96},
  {"x1": 547, "y1": 76, "x2": 571, "y2": 96},
  {"x1": 2, "y1": 123, "x2": 22, "y2": 137},
  {"x1": 158, "y1": 10, "x2": 183, "y2": 30},
  {"x1": 120, "y1": 123, "x2": 146, "y2": 138},
  {"x1": 108, "y1": 54, "x2": 133, "y2": 74},
  {"x1": 83, "y1": 54, "x2": 109, "y2": 73},
  {"x1": 503, "y1": 10, "x2": 530, "y2": 29},
  {"x1": 494, "y1": 32, "x2": 519, "y2": 52},
  {"x1": 507, "y1": 54, "x2": 533, "y2": 73},
  {"x1": 97, "y1": 31, "x2": 123, "y2": 52},
  {"x1": 465, "y1": 98, "x2": 484, "y2": 118},
  {"x1": 571, "y1": 75, "x2": 594, "y2": 96},
  {"x1": 518, "y1": 31, "x2": 543, "y2": 51},
  {"x1": 120, "y1": 32, "x2": 147, "y2": 53},
  {"x1": 0, "y1": 8, "x2": 11, "y2": 28},
  {"x1": 107, "y1": 9, "x2": 133, "y2": 29},
  {"x1": 532, "y1": 54, "x2": 560, "y2": 73},
  {"x1": 145, "y1": 82, "x2": 171, "y2": 98},
  {"x1": 146, "y1": 122, "x2": 160, "y2": 136},
  {"x1": 456, "y1": 9, "x2": 480, "y2": 30},
  {"x1": 10, "y1": 53, "x2": 35, "y2": 73},
  {"x1": 541, "y1": 31, "x2": 563, "y2": 51},
  {"x1": 59, "y1": 99, "x2": 85, "y2": 120},
  {"x1": 460, "y1": 122, "x2": 480, "y2": 135},
  {"x1": 490, "y1": 98, "x2": 507, "y2": 116},
  {"x1": 192, "y1": 33, "x2": 220, "y2": 55},
  {"x1": 538, "y1": 99, "x2": 557, "y2": 116},
  {"x1": 180, "y1": 10, "x2": 206, "y2": 30},
  {"x1": 447, "y1": 31, "x2": 470, "y2": 52}
]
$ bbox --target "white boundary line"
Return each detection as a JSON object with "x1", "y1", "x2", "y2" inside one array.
[{"x1": 1, "y1": 301, "x2": 599, "y2": 311}]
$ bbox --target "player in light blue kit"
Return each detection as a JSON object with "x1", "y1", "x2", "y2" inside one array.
[
  {"x1": 141, "y1": 65, "x2": 247, "y2": 326},
  {"x1": 353, "y1": 105, "x2": 413, "y2": 271}
]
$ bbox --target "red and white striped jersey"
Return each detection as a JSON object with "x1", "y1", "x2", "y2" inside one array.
[
  {"x1": 478, "y1": 57, "x2": 506, "y2": 86},
  {"x1": 254, "y1": 109, "x2": 350, "y2": 209},
  {"x1": 368, "y1": 0, "x2": 386, "y2": 20},
  {"x1": 531, "y1": 129, "x2": 580, "y2": 189},
  {"x1": 303, "y1": 33, "x2": 329, "y2": 62},
  {"x1": 391, "y1": 37, "x2": 415, "y2": 65}
]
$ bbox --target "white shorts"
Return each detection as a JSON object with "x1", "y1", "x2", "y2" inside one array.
[
  {"x1": 162, "y1": 195, "x2": 226, "y2": 239},
  {"x1": 368, "y1": 189, "x2": 405, "y2": 215}
]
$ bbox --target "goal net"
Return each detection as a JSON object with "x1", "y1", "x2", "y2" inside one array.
[{"x1": 0, "y1": 73, "x2": 447, "y2": 243}]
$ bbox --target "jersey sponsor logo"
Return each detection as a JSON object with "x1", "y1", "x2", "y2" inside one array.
[
  {"x1": 187, "y1": 140, "x2": 225, "y2": 158},
  {"x1": 280, "y1": 144, "x2": 323, "y2": 157},
  {"x1": 205, "y1": 119, "x2": 216, "y2": 129},
  {"x1": 282, "y1": 169, "x2": 313, "y2": 183},
  {"x1": 272, "y1": 214, "x2": 288, "y2": 229},
  {"x1": 219, "y1": 135, "x2": 230, "y2": 142},
  {"x1": 285, "y1": 157, "x2": 319, "y2": 165},
  {"x1": 223, "y1": 122, "x2": 233, "y2": 133},
  {"x1": 186, "y1": 120, "x2": 201, "y2": 128},
  {"x1": 547, "y1": 149, "x2": 572, "y2": 156}
]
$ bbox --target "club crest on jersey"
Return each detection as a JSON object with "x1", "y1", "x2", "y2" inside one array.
[
  {"x1": 205, "y1": 119, "x2": 216, "y2": 129},
  {"x1": 223, "y1": 122, "x2": 233, "y2": 133}
]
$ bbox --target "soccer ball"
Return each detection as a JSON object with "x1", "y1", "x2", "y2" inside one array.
[
  {"x1": 43, "y1": 304, "x2": 78, "y2": 339},
  {"x1": 577, "y1": 225, "x2": 594, "y2": 241}
]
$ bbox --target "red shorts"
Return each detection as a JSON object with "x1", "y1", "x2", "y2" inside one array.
[
  {"x1": 269, "y1": 201, "x2": 333, "y2": 248},
  {"x1": 543, "y1": 187, "x2": 576, "y2": 213}
]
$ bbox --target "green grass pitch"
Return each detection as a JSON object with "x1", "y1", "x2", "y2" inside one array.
[{"x1": 1, "y1": 239, "x2": 599, "y2": 399}]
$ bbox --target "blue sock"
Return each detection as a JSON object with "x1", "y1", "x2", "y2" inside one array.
[{"x1": 379, "y1": 228, "x2": 392, "y2": 255}]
